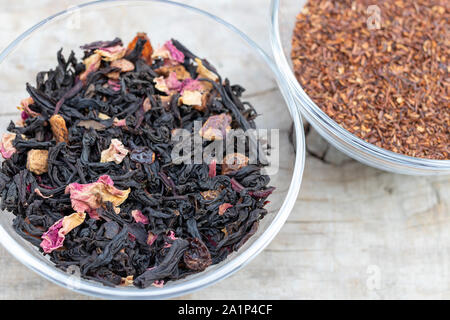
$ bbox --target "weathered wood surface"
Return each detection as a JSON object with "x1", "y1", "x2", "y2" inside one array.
[{"x1": 0, "y1": 0, "x2": 449, "y2": 300}]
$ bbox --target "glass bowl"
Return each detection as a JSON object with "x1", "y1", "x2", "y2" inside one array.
[
  {"x1": 270, "y1": 0, "x2": 450, "y2": 175},
  {"x1": 0, "y1": 0, "x2": 305, "y2": 299}
]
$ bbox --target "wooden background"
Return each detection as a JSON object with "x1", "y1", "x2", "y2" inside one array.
[{"x1": 0, "y1": 0, "x2": 449, "y2": 300}]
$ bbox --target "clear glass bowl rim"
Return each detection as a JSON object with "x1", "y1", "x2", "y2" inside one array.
[
  {"x1": 0, "y1": 0, "x2": 305, "y2": 299},
  {"x1": 269, "y1": 0, "x2": 450, "y2": 174}
]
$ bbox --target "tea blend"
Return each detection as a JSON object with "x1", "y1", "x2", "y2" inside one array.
[
  {"x1": 0, "y1": 33, "x2": 274, "y2": 288},
  {"x1": 291, "y1": 0, "x2": 449, "y2": 159}
]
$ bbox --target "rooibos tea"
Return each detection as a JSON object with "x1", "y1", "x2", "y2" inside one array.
[
  {"x1": 291, "y1": 0, "x2": 449, "y2": 159},
  {"x1": 0, "y1": 33, "x2": 275, "y2": 288}
]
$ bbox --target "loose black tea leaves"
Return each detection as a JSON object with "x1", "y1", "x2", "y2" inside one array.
[{"x1": 0, "y1": 33, "x2": 275, "y2": 288}]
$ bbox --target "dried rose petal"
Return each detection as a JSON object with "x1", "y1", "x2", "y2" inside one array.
[
  {"x1": 100, "y1": 139, "x2": 129, "y2": 164},
  {"x1": 113, "y1": 118, "x2": 127, "y2": 127},
  {"x1": 18, "y1": 97, "x2": 39, "y2": 118},
  {"x1": 195, "y1": 58, "x2": 218, "y2": 82},
  {"x1": 167, "y1": 230, "x2": 177, "y2": 241},
  {"x1": 165, "y1": 40, "x2": 184, "y2": 63},
  {"x1": 65, "y1": 175, "x2": 131, "y2": 220},
  {"x1": 180, "y1": 78, "x2": 203, "y2": 93},
  {"x1": 132, "y1": 210, "x2": 149, "y2": 225},
  {"x1": 80, "y1": 53, "x2": 102, "y2": 82},
  {"x1": 0, "y1": 133, "x2": 17, "y2": 159},
  {"x1": 249, "y1": 187, "x2": 276, "y2": 199},
  {"x1": 147, "y1": 232, "x2": 158, "y2": 246},
  {"x1": 222, "y1": 153, "x2": 249, "y2": 175},
  {"x1": 152, "y1": 280, "x2": 165, "y2": 288},
  {"x1": 40, "y1": 212, "x2": 86, "y2": 254},
  {"x1": 26, "y1": 149, "x2": 49, "y2": 175},
  {"x1": 199, "y1": 113, "x2": 232, "y2": 141},
  {"x1": 143, "y1": 97, "x2": 152, "y2": 112},
  {"x1": 152, "y1": 40, "x2": 184, "y2": 64},
  {"x1": 49, "y1": 114, "x2": 69, "y2": 144},
  {"x1": 126, "y1": 32, "x2": 153, "y2": 64},
  {"x1": 95, "y1": 45, "x2": 127, "y2": 62},
  {"x1": 218, "y1": 203, "x2": 233, "y2": 216},
  {"x1": 208, "y1": 159, "x2": 217, "y2": 178}
]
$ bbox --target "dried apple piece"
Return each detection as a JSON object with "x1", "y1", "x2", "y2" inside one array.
[
  {"x1": 199, "y1": 113, "x2": 232, "y2": 141},
  {"x1": 222, "y1": 153, "x2": 249, "y2": 175},
  {"x1": 26, "y1": 149, "x2": 49, "y2": 175}
]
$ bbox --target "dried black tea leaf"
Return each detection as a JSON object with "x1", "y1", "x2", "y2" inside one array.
[{"x1": 0, "y1": 33, "x2": 274, "y2": 289}]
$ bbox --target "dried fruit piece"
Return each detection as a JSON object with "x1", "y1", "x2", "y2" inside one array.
[
  {"x1": 183, "y1": 238, "x2": 212, "y2": 271},
  {"x1": 200, "y1": 190, "x2": 220, "y2": 201},
  {"x1": 49, "y1": 114, "x2": 69, "y2": 144},
  {"x1": 120, "y1": 275, "x2": 134, "y2": 286},
  {"x1": 80, "y1": 53, "x2": 102, "y2": 82},
  {"x1": 179, "y1": 90, "x2": 202, "y2": 106},
  {"x1": 98, "y1": 113, "x2": 111, "y2": 120},
  {"x1": 199, "y1": 113, "x2": 232, "y2": 141},
  {"x1": 195, "y1": 58, "x2": 218, "y2": 82},
  {"x1": 108, "y1": 59, "x2": 134, "y2": 79},
  {"x1": 100, "y1": 139, "x2": 129, "y2": 164},
  {"x1": 26, "y1": 149, "x2": 49, "y2": 175},
  {"x1": 40, "y1": 212, "x2": 86, "y2": 254},
  {"x1": 156, "y1": 65, "x2": 190, "y2": 80},
  {"x1": 65, "y1": 175, "x2": 131, "y2": 220},
  {"x1": 95, "y1": 45, "x2": 127, "y2": 62},
  {"x1": 222, "y1": 153, "x2": 249, "y2": 174},
  {"x1": 126, "y1": 32, "x2": 153, "y2": 64},
  {"x1": 0, "y1": 133, "x2": 17, "y2": 159}
]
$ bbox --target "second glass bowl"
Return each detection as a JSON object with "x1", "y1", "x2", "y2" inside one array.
[{"x1": 270, "y1": 0, "x2": 450, "y2": 175}]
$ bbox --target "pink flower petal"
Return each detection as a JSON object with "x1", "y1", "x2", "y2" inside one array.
[
  {"x1": 132, "y1": 210, "x2": 149, "y2": 225},
  {"x1": 40, "y1": 212, "x2": 86, "y2": 254},
  {"x1": 65, "y1": 175, "x2": 131, "y2": 220},
  {"x1": 0, "y1": 133, "x2": 17, "y2": 159},
  {"x1": 218, "y1": 203, "x2": 233, "y2": 216},
  {"x1": 164, "y1": 40, "x2": 184, "y2": 63},
  {"x1": 147, "y1": 232, "x2": 158, "y2": 246},
  {"x1": 152, "y1": 40, "x2": 184, "y2": 65},
  {"x1": 152, "y1": 280, "x2": 165, "y2": 288}
]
